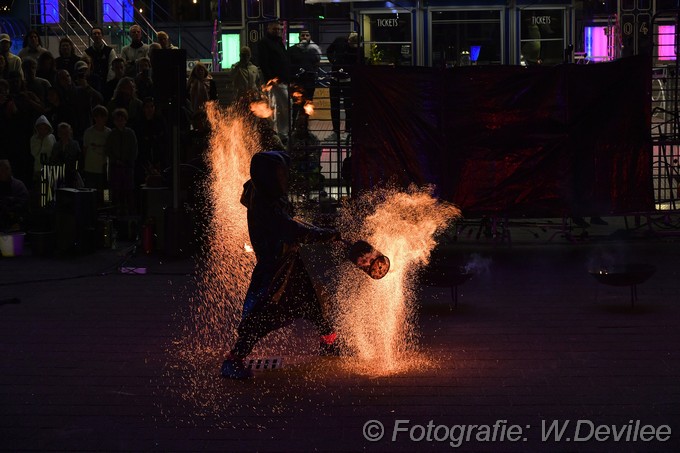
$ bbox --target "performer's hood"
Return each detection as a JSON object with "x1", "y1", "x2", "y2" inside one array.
[{"x1": 250, "y1": 151, "x2": 291, "y2": 199}]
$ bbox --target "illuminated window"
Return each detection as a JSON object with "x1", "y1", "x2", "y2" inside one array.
[
  {"x1": 431, "y1": 10, "x2": 502, "y2": 67},
  {"x1": 520, "y1": 9, "x2": 566, "y2": 66},
  {"x1": 658, "y1": 25, "x2": 676, "y2": 61},
  {"x1": 103, "y1": 0, "x2": 135, "y2": 23},
  {"x1": 584, "y1": 26, "x2": 609, "y2": 62},
  {"x1": 41, "y1": 0, "x2": 59, "y2": 24},
  {"x1": 362, "y1": 12, "x2": 412, "y2": 66},
  {"x1": 221, "y1": 34, "x2": 240, "y2": 69}
]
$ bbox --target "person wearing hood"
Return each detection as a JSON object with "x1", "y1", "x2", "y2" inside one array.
[
  {"x1": 221, "y1": 151, "x2": 342, "y2": 379},
  {"x1": 30, "y1": 115, "x2": 56, "y2": 184}
]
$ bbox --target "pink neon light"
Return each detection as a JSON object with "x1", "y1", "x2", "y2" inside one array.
[
  {"x1": 658, "y1": 25, "x2": 676, "y2": 60},
  {"x1": 585, "y1": 26, "x2": 609, "y2": 62}
]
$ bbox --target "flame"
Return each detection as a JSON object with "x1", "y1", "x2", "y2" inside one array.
[
  {"x1": 262, "y1": 77, "x2": 279, "y2": 92},
  {"x1": 249, "y1": 100, "x2": 273, "y2": 118},
  {"x1": 303, "y1": 100, "x2": 314, "y2": 116},
  {"x1": 335, "y1": 186, "x2": 461, "y2": 376}
]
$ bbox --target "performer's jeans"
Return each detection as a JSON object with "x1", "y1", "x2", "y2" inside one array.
[{"x1": 232, "y1": 253, "x2": 333, "y2": 358}]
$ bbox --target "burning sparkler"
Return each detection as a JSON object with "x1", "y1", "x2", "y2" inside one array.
[{"x1": 335, "y1": 186, "x2": 461, "y2": 375}]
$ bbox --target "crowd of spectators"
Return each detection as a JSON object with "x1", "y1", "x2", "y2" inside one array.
[
  {"x1": 0, "y1": 27, "x2": 216, "y2": 233},
  {"x1": 1, "y1": 23, "x2": 359, "y2": 236}
]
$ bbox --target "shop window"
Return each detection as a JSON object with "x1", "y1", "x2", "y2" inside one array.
[
  {"x1": 431, "y1": 10, "x2": 502, "y2": 67},
  {"x1": 361, "y1": 12, "x2": 412, "y2": 66},
  {"x1": 520, "y1": 9, "x2": 565, "y2": 66}
]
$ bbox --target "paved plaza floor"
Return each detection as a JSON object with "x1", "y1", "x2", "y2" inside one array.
[{"x1": 1, "y1": 216, "x2": 679, "y2": 452}]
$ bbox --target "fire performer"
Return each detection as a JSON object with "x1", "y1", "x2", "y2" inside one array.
[{"x1": 221, "y1": 150, "x2": 341, "y2": 379}]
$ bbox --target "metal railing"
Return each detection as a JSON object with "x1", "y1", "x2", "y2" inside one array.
[
  {"x1": 26, "y1": 0, "x2": 211, "y2": 60},
  {"x1": 651, "y1": 10, "x2": 680, "y2": 211},
  {"x1": 131, "y1": 0, "x2": 213, "y2": 58}
]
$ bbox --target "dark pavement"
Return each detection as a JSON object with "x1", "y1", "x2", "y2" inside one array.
[{"x1": 1, "y1": 216, "x2": 679, "y2": 452}]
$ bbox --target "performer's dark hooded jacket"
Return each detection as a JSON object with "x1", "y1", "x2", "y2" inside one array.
[{"x1": 240, "y1": 151, "x2": 336, "y2": 315}]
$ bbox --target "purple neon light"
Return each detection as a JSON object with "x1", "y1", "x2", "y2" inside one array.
[
  {"x1": 103, "y1": 0, "x2": 135, "y2": 23},
  {"x1": 658, "y1": 25, "x2": 676, "y2": 60}
]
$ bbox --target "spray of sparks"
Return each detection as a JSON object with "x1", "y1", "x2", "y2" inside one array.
[
  {"x1": 158, "y1": 101, "x2": 460, "y2": 427},
  {"x1": 188, "y1": 101, "x2": 259, "y2": 351},
  {"x1": 160, "y1": 101, "x2": 332, "y2": 428},
  {"x1": 159, "y1": 101, "x2": 261, "y2": 425},
  {"x1": 335, "y1": 186, "x2": 461, "y2": 376}
]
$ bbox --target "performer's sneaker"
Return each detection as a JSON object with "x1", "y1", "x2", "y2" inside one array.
[
  {"x1": 319, "y1": 332, "x2": 341, "y2": 356},
  {"x1": 220, "y1": 354, "x2": 254, "y2": 379}
]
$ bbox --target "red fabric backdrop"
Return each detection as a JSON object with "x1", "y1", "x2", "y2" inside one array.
[{"x1": 352, "y1": 55, "x2": 654, "y2": 217}]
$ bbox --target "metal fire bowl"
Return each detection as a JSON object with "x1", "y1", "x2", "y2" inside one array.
[
  {"x1": 589, "y1": 263, "x2": 657, "y2": 287},
  {"x1": 421, "y1": 265, "x2": 474, "y2": 287}
]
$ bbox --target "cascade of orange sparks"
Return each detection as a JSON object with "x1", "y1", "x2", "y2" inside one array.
[
  {"x1": 180, "y1": 101, "x2": 259, "y2": 354},
  {"x1": 335, "y1": 186, "x2": 461, "y2": 376}
]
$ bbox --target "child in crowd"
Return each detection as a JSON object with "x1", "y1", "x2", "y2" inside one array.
[
  {"x1": 105, "y1": 108, "x2": 138, "y2": 215},
  {"x1": 50, "y1": 122, "x2": 82, "y2": 188},
  {"x1": 30, "y1": 115, "x2": 56, "y2": 184},
  {"x1": 82, "y1": 105, "x2": 111, "y2": 200}
]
